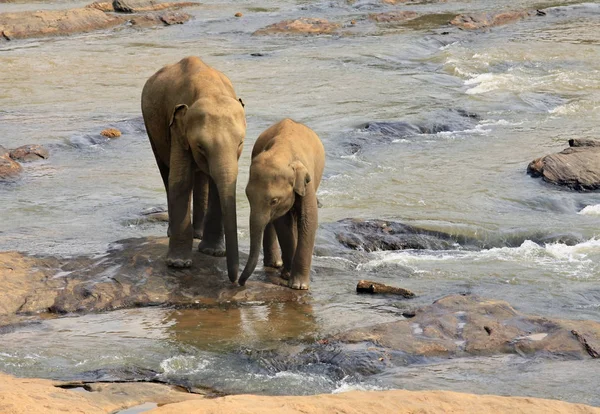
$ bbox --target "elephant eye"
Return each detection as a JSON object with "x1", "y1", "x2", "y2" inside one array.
[{"x1": 270, "y1": 198, "x2": 279, "y2": 206}]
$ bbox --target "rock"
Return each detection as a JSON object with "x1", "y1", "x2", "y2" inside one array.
[
  {"x1": 253, "y1": 18, "x2": 340, "y2": 36},
  {"x1": 2, "y1": 372, "x2": 599, "y2": 414},
  {"x1": 356, "y1": 280, "x2": 415, "y2": 298},
  {"x1": 235, "y1": 12, "x2": 243, "y2": 18},
  {"x1": 369, "y1": 11, "x2": 420, "y2": 23},
  {"x1": 450, "y1": 10, "x2": 537, "y2": 30},
  {"x1": 527, "y1": 140, "x2": 600, "y2": 191},
  {"x1": 0, "y1": 152, "x2": 22, "y2": 179},
  {"x1": 128, "y1": 11, "x2": 191, "y2": 26},
  {"x1": 333, "y1": 218, "x2": 478, "y2": 252},
  {"x1": 9, "y1": 144, "x2": 49, "y2": 162},
  {"x1": 86, "y1": 2, "x2": 115, "y2": 12},
  {"x1": 333, "y1": 294, "x2": 600, "y2": 359},
  {"x1": 0, "y1": 8, "x2": 125, "y2": 40},
  {"x1": 87, "y1": 0, "x2": 195, "y2": 12},
  {"x1": 0, "y1": 372, "x2": 205, "y2": 414},
  {"x1": 100, "y1": 128, "x2": 122, "y2": 138},
  {"x1": 0, "y1": 237, "x2": 307, "y2": 323}
]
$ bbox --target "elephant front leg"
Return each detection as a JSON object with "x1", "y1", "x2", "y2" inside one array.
[
  {"x1": 193, "y1": 171, "x2": 209, "y2": 239},
  {"x1": 166, "y1": 152, "x2": 194, "y2": 268},
  {"x1": 288, "y1": 189, "x2": 318, "y2": 290},
  {"x1": 274, "y1": 211, "x2": 297, "y2": 281},
  {"x1": 198, "y1": 177, "x2": 226, "y2": 257},
  {"x1": 263, "y1": 223, "x2": 283, "y2": 268}
]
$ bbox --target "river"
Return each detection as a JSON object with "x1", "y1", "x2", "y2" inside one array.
[{"x1": 1, "y1": 0, "x2": 599, "y2": 407}]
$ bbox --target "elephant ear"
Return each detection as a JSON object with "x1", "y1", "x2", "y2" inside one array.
[
  {"x1": 290, "y1": 160, "x2": 311, "y2": 197},
  {"x1": 169, "y1": 104, "x2": 189, "y2": 150}
]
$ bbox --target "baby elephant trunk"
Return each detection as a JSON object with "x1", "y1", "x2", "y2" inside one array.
[{"x1": 239, "y1": 214, "x2": 266, "y2": 286}]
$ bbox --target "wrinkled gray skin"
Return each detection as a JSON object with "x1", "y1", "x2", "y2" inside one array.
[
  {"x1": 141, "y1": 56, "x2": 245, "y2": 283},
  {"x1": 239, "y1": 119, "x2": 325, "y2": 289}
]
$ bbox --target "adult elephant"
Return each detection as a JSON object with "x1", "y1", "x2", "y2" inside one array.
[
  {"x1": 141, "y1": 56, "x2": 245, "y2": 283},
  {"x1": 239, "y1": 119, "x2": 325, "y2": 290}
]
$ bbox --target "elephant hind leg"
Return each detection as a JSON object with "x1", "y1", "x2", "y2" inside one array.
[
  {"x1": 263, "y1": 223, "x2": 283, "y2": 268},
  {"x1": 198, "y1": 177, "x2": 226, "y2": 257},
  {"x1": 193, "y1": 171, "x2": 209, "y2": 239}
]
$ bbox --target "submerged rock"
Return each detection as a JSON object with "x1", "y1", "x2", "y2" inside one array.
[
  {"x1": 528, "y1": 139, "x2": 600, "y2": 191},
  {"x1": 450, "y1": 10, "x2": 538, "y2": 30},
  {"x1": 253, "y1": 18, "x2": 340, "y2": 36},
  {"x1": 356, "y1": 280, "x2": 415, "y2": 298},
  {"x1": 128, "y1": 11, "x2": 191, "y2": 27},
  {"x1": 369, "y1": 11, "x2": 420, "y2": 23},
  {"x1": 333, "y1": 218, "x2": 478, "y2": 252},
  {"x1": 9, "y1": 144, "x2": 49, "y2": 162},
  {"x1": 0, "y1": 237, "x2": 307, "y2": 323}
]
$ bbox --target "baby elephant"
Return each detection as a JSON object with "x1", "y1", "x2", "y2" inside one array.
[{"x1": 239, "y1": 119, "x2": 325, "y2": 290}]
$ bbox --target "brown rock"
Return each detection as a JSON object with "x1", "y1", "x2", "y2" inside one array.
[
  {"x1": 0, "y1": 8, "x2": 125, "y2": 40},
  {"x1": 527, "y1": 140, "x2": 600, "y2": 191},
  {"x1": 356, "y1": 280, "x2": 415, "y2": 298},
  {"x1": 128, "y1": 11, "x2": 190, "y2": 26},
  {"x1": 334, "y1": 294, "x2": 600, "y2": 359},
  {"x1": 9, "y1": 144, "x2": 49, "y2": 162},
  {"x1": 369, "y1": 11, "x2": 419, "y2": 23},
  {"x1": 450, "y1": 10, "x2": 535, "y2": 30},
  {"x1": 100, "y1": 128, "x2": 122, "y2": 138},
  {"x1": 86, "y1": 1, "x2": 115, "y2": 12},
  {"x1": 86, "y1": 1, "x2": 195, "y2": 12},
  {"x1": 235, "y1": 12, "x2": 243, "y2": 18},
  {"x1": 0, "y1": 152, "x2": 22, "y2": 179},
  {"x1": 0, "y1": 237, "x2": 307, "y2": 323},
  {"x1": 253, "y1": 18, "x2": 340, "y2": 36}
]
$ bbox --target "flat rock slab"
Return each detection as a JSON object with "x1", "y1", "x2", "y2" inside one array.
[
  {"x1": 369, "y1": 11, "x2": 420, "y2": 23},
  {"x1": 2, "y1": 372, "x2": 600, "y2": 414},
  {"x1": 9, "y1": 144, "x2": 49, "y2": 162},
  {"x1": 253, "y1": 18, "x2": 340, "y2": 36},
  {"x1": 528, "y1": 139, "x2": 600, "y2": 191},
  {"x1": 0, "y1": 237, "x2": 307, "y2": 325}
]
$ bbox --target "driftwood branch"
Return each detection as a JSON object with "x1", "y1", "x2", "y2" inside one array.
[{"x1": 356, "y1": 280, "x2": 415, "y2": 298}]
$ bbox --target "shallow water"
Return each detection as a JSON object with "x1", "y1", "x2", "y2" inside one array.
[{"x1": 1, "y1": 0, "x2": 600, "y2": 405}]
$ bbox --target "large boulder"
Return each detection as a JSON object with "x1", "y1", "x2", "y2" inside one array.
[
  {"x1": 528, "y1": 139, "x2": 600, "y2": 191},
  {"x1": 253, "y1": 18, "x2": 340, "y2": 36}
]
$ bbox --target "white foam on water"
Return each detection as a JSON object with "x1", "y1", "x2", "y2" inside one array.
[
  {"x1": 160, "y1": 355, "x2": 210, "y2": 375},
  {"x1": 332, "y1": 377, "x2": 386, "y2": 394},
  {"x1": 578, "y1": 205, "x2": 600, "y2": 215}
]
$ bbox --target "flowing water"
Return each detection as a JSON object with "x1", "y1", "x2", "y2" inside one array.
[{"x1": 1, "y1": 0, "x2": 600, "y2": 406}]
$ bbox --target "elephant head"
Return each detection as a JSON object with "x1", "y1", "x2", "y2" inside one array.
[
  {"x1": 170, "y1": 96, "x2": 246, "y2": 282},
  {"x1": 239, "y1": 156, "x2": 311, "y2": 285}
]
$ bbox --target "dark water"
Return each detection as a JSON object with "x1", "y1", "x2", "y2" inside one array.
[{"x1": 1, "y1": 0, "x2": 599, "y2": 406}]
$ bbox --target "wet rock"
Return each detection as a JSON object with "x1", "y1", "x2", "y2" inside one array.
[
  {"x1": 332, "y1": 294, "x2": 600, "y2": 360},
  {"x1": 527, "y1": 139, "x2": 600, "y2": 191},
  {"x1": 9, "y1": 144, "x2": 49, "y2": 162},
  {"x1": 369, "y1": 11, "x2": 419, "y2": 23},
  {"x1": 235, "y1": 12, "x2": 243, "y2": 18},
  {"x1": 0, "y1": 237, "x2": 307, "y2": 323},
  {"x1": 450, "y1": 10, "x2": 537, "y2": 30},
  {"x1": 333, "y1": 218, "x2": 478, "y2": 252},
  {"x1": 253, "y1": 18, "x2": 340, "y2": 36},
  {"x1": 0, "y1": 152, "x2": 22, "y2": 179},
  {"x1": 128, "y1": 11, "x2": 191, "y2": 26},
  {"x1": 112, "y1": 0, "x2": 196, "y2": 13},
  {"x1": 86, "y1": 2, "x2": 116, "y2": 12},
  {"x1": 100, "y1": 128, "x2": 122, "y2": 138},
  {"x1": 0, "y1": 8, "x2": 124, "y2": 40},
  {"x1": 356, "y1": 280, "x2": 415, "y2": 298}
]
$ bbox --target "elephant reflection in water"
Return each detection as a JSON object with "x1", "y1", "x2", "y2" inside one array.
[{"x1": 165, "y1": 302, "x2": 316, "y2": 350}]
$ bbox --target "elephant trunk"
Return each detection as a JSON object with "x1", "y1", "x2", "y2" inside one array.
[
  {"x1": 214, "y1": 166, "x2": 239, "y2": 283},
  {"x1": 238, "y1": 213, "x2": 266, "y2": 286}
]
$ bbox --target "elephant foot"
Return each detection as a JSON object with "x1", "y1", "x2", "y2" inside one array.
[
  {"x1": 198, "y1": 240, "x2": 226, "y2": 257},
  {"x1": 280, "y1": 269, "x2": 290, "y2": 280},
  {"x1": 288, "y1": 275, "x2": 310, "y2": 290},
  {"x1": 264, "y1": 258, "x2": 284, "y2": 269},
  {"x1": 193, "y1": 229, "x2": 203, "y2": 240},
  {"x1": 166, "y1": 257, "x2": 192, "y2": 268}
]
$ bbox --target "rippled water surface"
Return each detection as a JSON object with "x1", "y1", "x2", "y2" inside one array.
[{"x1": 1, "y1": 0, "x2": 600, "y2": 405}]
